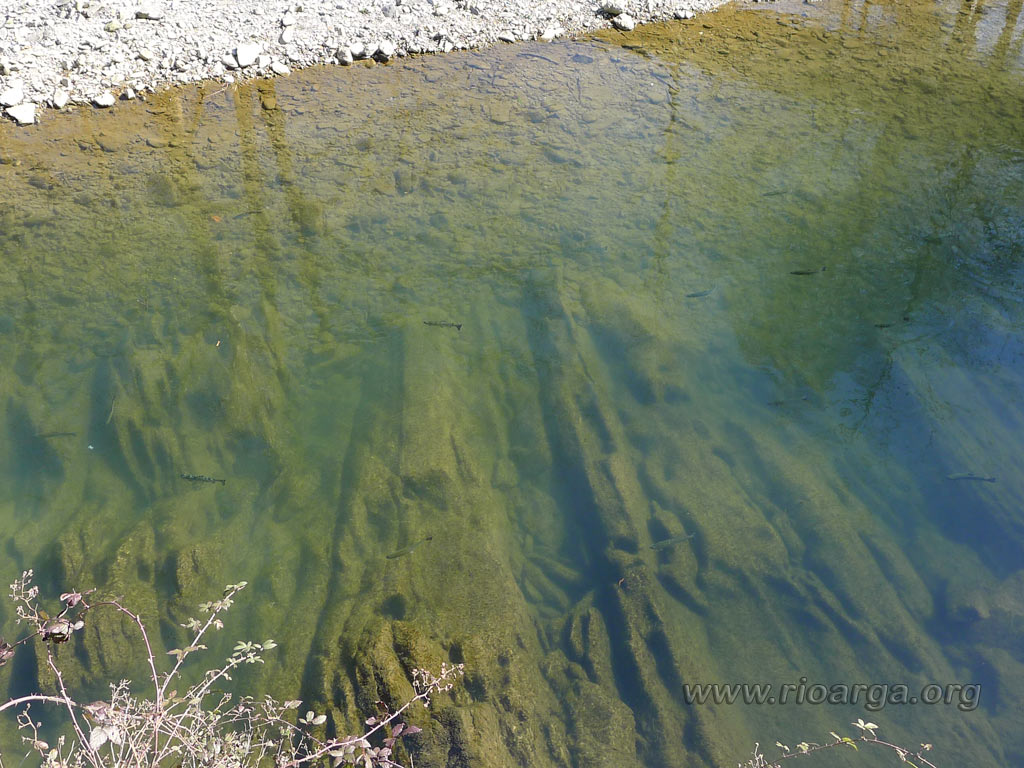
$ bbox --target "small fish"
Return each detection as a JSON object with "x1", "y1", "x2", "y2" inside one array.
[
  {"x1": 180, "y1": 473, "x2": 226, "y2": 486},
  {"x1": 423, "y1": 320, "x2": 462, "y2": 331},
  {"x1": 386, "y1": 536, "x2": 433, "y2": 560},
  {"x1": 36, "y1": 431, "x2": 77, "y2": 439},
  {"x1": 874, "y1": 323, "x2": 894, "y2": 329},
  {"x1": 789, "y1": 267, "x2": 827, "y2": 275},
  {"x1": 763, "y1": 189, "x2": 789, "y2": 197},
  {"x1": 685, "y1": 287, "x2": 715, "y2": 298},
  {"x1": 768, "y1": 395, "x2": 809, "y2": 406},
  {"x1": 649, "y1": 533, "x2": 694, "y2": 551},
  {"x1": 946, "y1": 473, "x2": 997, "y2": 483}
]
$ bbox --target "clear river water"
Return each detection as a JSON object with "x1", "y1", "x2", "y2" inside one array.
[{"x1": 1, "y1": 0, "x2": 1022, "y2": 765}]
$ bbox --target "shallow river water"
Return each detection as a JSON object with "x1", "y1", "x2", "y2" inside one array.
[{"x1": 1, "y1": 0, "x2": 1023, "y2": 765}]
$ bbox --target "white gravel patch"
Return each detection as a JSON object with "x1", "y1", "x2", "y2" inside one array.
[{"x1": 1, "y1": 0, "x2": 724, "y2": 121}]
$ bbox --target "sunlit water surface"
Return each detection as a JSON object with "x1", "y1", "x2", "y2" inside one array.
[{"x1": 1, "y1": 0, "x2": 1023, "y2": 764}]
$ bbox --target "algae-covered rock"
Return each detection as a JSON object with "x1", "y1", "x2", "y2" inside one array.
[
  {"x1": 36, "y1": 523, "x2": 163, "y2": 695},
  {"x1": 146, "y1": 172, "x2": 180, "y2": 206},
  {"x1": 965, "y1": 571, "x2": 1024, "y2": 649},
  {"x1": 947, "y1": 579, "x2": 993, "y2": 623}
]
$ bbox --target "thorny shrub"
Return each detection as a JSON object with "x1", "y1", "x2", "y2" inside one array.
[{"x1": 0, "y1": 570, "x2": 464, "y2": 768}]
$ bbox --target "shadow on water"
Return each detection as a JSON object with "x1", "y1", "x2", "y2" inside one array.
[{"x1": 0, "y1": 0, "x2": 1023, "y2": 764}]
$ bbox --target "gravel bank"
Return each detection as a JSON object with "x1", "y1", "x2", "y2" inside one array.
[{"x1": 0, "y1": 0, "x2": 724, "y2": 124}]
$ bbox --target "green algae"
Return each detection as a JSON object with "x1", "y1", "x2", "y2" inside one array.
[{"x1": 0, "y1": 0, "x2": 1023, "y2": 764}]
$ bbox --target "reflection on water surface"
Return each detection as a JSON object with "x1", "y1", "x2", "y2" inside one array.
[{"x1": 1, "y1": 0, "x2": 1023, "y2": 765}]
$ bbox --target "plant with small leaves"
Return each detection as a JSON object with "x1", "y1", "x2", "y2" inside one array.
[
  {"x1": 740, "y1": 720, "x2": 938, "y2": 768},
  {"x1": 0, "y1": 571, "x2": 463, "y2": 768}
]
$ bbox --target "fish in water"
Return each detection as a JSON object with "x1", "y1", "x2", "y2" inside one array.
[
  {"x1": 768, "y1": 395, "x2": 809, "y2": 406},
  {"x1": 386, "y1": 536, "x2": 433, "y2": 560},
  {"x1": 685, "y1": 287, "x2": 715, "y2": 298},
  {"x1": 36, "y1": 431, "x2": 77, "y2": 439},
  {"x1": 789, "y1": 267, "x2": 827, "y2": 275},
  {"x1": 946, "y1": 473, "x2": 997, "y2": 483},
  {"x1": 180, "y1": 473, "x2": 226, "y2": 486},
  {"x1": 423, "y1": 320, "x2": 462, "y2": 331},
  {"x1": 650, "y1": 533, "x2": 694, "y2": 551}
]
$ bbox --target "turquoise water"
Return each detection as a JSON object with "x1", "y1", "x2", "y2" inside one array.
[{"x1": 1, "y1": 0, "x2": 1023, "y2": 764}]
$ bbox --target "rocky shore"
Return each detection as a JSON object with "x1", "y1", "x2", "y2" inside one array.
[{"x1": 0, "y1": 0, "x2": 720, "y2": 124}]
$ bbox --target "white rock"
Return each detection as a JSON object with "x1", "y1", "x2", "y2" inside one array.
[
  {"x1": 221, "y1": 53, "x2": 238, "y2": 69},
  {"x1": 612, "y1": 12, "x2": 635, "y2": 29},
  {"x1": 6, "y1": 102, "x2": 36, "y2": 125},
  {"x1": 257, "y1": 53, "x2": 272, "y2": 69},
  {"x1": 539, "y1": 26, "x2": 564, "y2": 41},
  {"x1": 138, "y1": 47, "x2": 155, "y2": 61},
  {"x1": 674, "y1": 8, "x2": 695, "y2": 18},
  {"x1": 121, "y1": 87, "x2": 136, "y2": 99},
  {"x1": 280, "y1": 27, "x2": 294, "y2": 44},
  {"x1": 350, "y1": 42, "x2": 367, "y2": 59},
  {"x1": 497, "y1": 31, "x2": 516, "y2": 42},
  {"x1": 281, "y1": 11, "x2": 296, "y2": 25},
  {"x1": 93, "y1": 91, "x2": 116, "y2": 106},
  {"x1": 135, "y1": 4, "x2": 163, "y2": 19},
  {"x1": 374, "y1": 40, "x2": 395, "y2": 61},
  {"x1": 336, "y1": 46, "x2": 354, "y2": 64},
  {"x1": 234, "y1": 42, "x2": 261, "y2": 68},
  {"x1": 0, "y1": 82, "x2": 24, "y2": 107},
  {"x1": 52, "y1": 89, "x2": 69, "y2": 108},
  {"x1": 270, "y1": 61, "x2": 290, "y2": 75},
  {"x1": 600, "y1": 0, "x2": 626, "y2": 14}
]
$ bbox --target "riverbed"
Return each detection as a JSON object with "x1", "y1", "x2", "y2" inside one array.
[{"x1": 1, "y1": 0, "x2": 1022, "y2": 765}]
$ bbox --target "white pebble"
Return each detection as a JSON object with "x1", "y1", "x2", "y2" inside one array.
[
  {"x1": 612, "y1": 12, "x2": 635, "y2": 29},
  {"x1": 5, "y1": 102, "x2": 36, "y2": 124}
]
